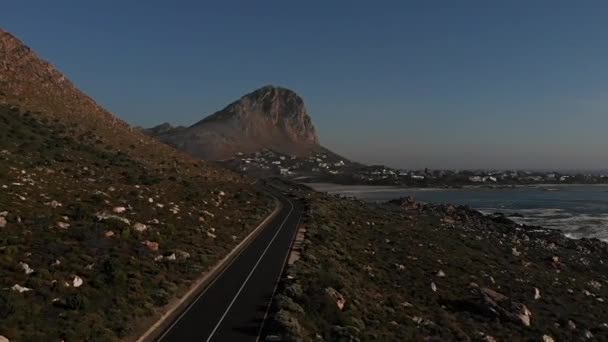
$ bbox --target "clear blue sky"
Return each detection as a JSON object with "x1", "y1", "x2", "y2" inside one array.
[{"x1": 2, "y1": 0, "x2": 608, "y2": 170}]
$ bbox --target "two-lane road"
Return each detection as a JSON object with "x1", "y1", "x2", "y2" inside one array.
[{"x1": 157, "y1": 191, "x2": 302, "y2": 342}]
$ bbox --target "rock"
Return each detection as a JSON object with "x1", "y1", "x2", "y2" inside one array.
[
  {"x1": 56, "y1": 221, "x2": 70, "y2": 229},
  {"x1": 207, "y1": 231, "x2": 217, "y2": 239},
  {"x1": 588, "y1": 280, "x2": 602, "y2": 290},
  {"x1": 219, "y1": 191, "x2": 226, "y2": 196},
  {"x1": 534, "y1": 287, "x2": 541, "y2": 300},
  {"x1": 512, "y1": 247, "x2": 521, "y2": 257},
  {"x1": 19, "y1": 262, "x2": 34, "y2": 275},
  {"x1": 96, "y1": 212, "x2": 131, "y2": 225},
  {"x1": 175, "y1": 249, "x2": 190, "y2": 259},
  {"x1": 11, "y1": 284, "x2": 32, "y2": 293},
  {"x1": 325, "y1": 287, "x2": 346, "y2": 311},
  {"x1": 112, "y1": 206, "x2": 127, "y2": 213},
  {"x1": 584, "y1": 330, "x2": 593, "y2": 339},
  {"x1": 72, "y1": 276, "x2": 83, "y2": 288},
  {"x1": 104, "y1": 230, "x2": 115, "y2": 237},
  {"x1": 567, "y1": 320, "x2": 576, "y2": 330},
  {"x1": 542, "y1": 335, "x2": 554, "y2": 342},
  {"x1": 436, "y1": 270, "x2": 446, "y2": 277},
  {"x1": 431, "y1": 282, "x2": 438, "y2": 292},
  {"x1": 148, "y1": 197, "x2": 154, "y2": 203},
  {"x1": 166, "y1": 253, "x2": 177, "y2": 261},
  {"x1": 133, "y1": 223, "x2": 147, "y2": 232},
  {"x1": 47, "y1": 200, "x2": 62, "y2": 208},
  {"x1": 472, "y1": 287, "x2": 532, "y2": 327},
  {"x1": 142, "y1": 240, "x2": 159, "y2": 252},
  {"x1": 0, "y1": 216, "x2": 6, "y2": 228}
]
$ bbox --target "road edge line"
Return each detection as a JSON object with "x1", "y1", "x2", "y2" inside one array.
[{"x1": 136, "y1": 196, "x2": 282, "y2": 342}]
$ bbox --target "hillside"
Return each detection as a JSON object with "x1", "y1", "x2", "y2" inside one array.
[
  {"x1": 145, "y1": 85, "x2": 320, "y2": 160},
  {"x1": 264, "y1": 181, "x2": 608, "y2": 341},
  {"x1": 0, "y1": 29, "x2": 273, "y2": 341}
]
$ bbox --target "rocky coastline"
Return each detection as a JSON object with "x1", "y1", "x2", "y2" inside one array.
[{"x1": 264, "y1": 182, "x2": 608, "y2": 341}]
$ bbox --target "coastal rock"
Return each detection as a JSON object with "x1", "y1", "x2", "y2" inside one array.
[{"x1": 469, "y1": 287, "x2": 533, "y2": 327}]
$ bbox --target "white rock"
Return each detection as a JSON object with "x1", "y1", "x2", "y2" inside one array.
[
  {"x1": 166, "y1": 253, "x2": 177, "y2": 261},
  {"x1": 96, "y1": 212, "x2": 131, "y2": 225},
  {"x1": 112, "y1": 206, "x2": 127, "y2": 214},
  {"x1": 584, "y1": 330, "x2": 594, "y2": 339},
  {"x1": 534, "y1": 287, "x2": 541, "y2": 300},
  {"x1": 156, "y1": 203, "x2": 164, "y2": 208},
  {"x1": 588, "y1": 280, "x2": 602, "y2": 290},
  {"x1": 48, "y1": 200, "x2": 62, "y2": 208},
  {"x1": 207, "y1": 231, "x2": 217, "y2": 239},
  {"x1": 436, "y1": 270, "x2": 446, "y2": 277},
  {"x1": 57, "y1": 222, "x2": 70, "y2": 229},
  {"x1": 0, "y1": 211, "x2": 7, "y2": 216},
  {"x1": 148, "y1": 197, "x2": 154, "y2": 203},
  {"x1": 133, "y1": 223, "x2": 147, "y2": 232},
  {"x1": 72, "y1": 276, "x2": 83, "y2": 288},
  {"x1": 431, "y1": 282, "x2": 437, "y2": 292},
  {"x1": 219, "y1": 191, "x2": 226, "y2": 196},
  {"x1": 0, "y1": 216, "x2": 6, "y2": 228},
  {"x1": 0, "y1": 335, "x2": 9, "y2": 342},
  {"x1": 52, "y1": 259, "x2": 61, "y2": 267},
  {"x1": 512, "y1": 247, "x2": 521, "y2": 257},
  {"x1": 19, "y1": 262, "x2": 34, "y2": 275},
  {"x1": 542, "y1": 335, "x2": 554, "y2": 342},
  {"x1": 567, "y1": 320, "x2": 576, "y2": 330},
  {"x1": 11, "y1": 284, "x2": 32, "y2": 293}
]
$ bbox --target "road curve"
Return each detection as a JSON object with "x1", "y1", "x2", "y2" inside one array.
[{"x1": 156, "y1": 190, "x2": 302, "y2": 342}]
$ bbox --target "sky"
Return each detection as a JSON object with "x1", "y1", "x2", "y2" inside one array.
[{"x1": 2, "y1": 0, "x2": 608, "y2": 170}]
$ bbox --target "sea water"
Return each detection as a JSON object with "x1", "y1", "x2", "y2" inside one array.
[{"x1": 308, "y1": 183, "x2": 608, "y2": 242}]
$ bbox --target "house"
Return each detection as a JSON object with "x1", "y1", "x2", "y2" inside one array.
[{"x1": 411, "y1": 175, "x2": 425, "y2": 180}]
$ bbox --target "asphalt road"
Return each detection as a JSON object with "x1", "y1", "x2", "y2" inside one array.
[{"x1": 157, "y1": 191, "x2": 302, "y2": 342}]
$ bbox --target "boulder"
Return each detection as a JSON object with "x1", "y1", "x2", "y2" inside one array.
[{"x1": 468, "y1": 287, "x2": 533, "y2": 327}]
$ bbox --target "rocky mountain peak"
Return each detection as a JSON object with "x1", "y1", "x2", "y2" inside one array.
[
  {"x1": 149, "y1": 85, "x2": 320, "y2": 160},
  {"x1": 198, "y1": 85, "x2": 319, "y2": 146}
]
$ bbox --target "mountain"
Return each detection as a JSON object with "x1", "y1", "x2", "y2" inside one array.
[
  {"x1": 0, "y1": 28, "x2": 273, "y2": 341},
  {"x1": 145, "y1": 85, "x2": 320, "y2": 160}
]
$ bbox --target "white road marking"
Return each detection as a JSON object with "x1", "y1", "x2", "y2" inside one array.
[
  {"x1": 255, "y1": 207, "x2": 303, "y2": 342},
  {"x1": 157, "y1": 199, "x2": 291, "y2": 342},
  {"x1": 205, "y1": 199, "x2": 295, "y2": 342}
]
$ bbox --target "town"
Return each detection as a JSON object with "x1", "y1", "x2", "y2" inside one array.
[{"x1": 222, "y1": 149, "x2": 608, "y2": 187}]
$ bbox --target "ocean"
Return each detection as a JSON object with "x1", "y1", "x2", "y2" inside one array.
[{"x1": 307, "y1": 183, "x2": 608, "y2": 242}]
